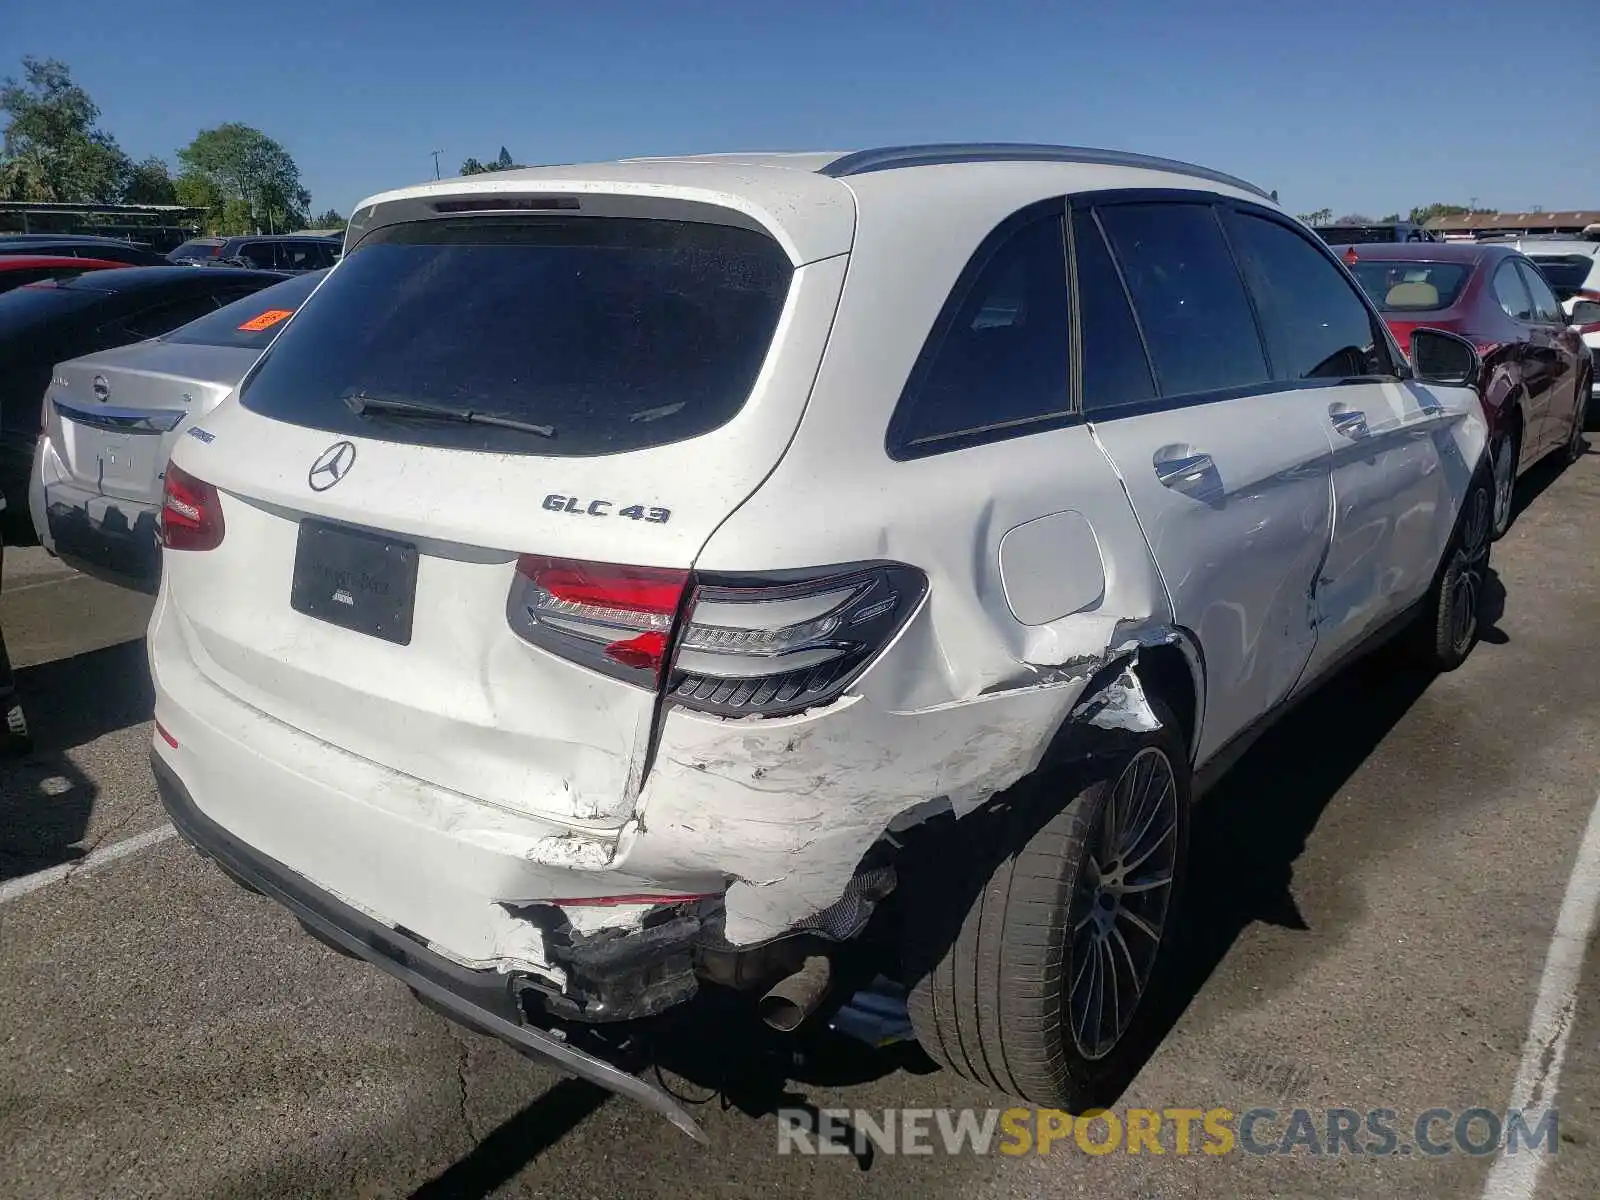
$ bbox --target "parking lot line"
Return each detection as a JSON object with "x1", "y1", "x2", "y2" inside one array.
[
  {"x1": 0, "y1": 823, "x2": 176, "y2": 906},
  {"x1": 1481, "y1": 787, "x2": 1600, "y2": 1200}
]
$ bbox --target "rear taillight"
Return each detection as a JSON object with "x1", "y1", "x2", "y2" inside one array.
[
  {"x1": 508, "y1": 558, "x2": 927, "y2": 717},
  {"x1": 160, "y1": 462, "x2": 224, "y2": 551}
]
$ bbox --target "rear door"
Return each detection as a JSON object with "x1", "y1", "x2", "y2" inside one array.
[
  {"x1": 1225, "y1": 209, "x2": 1460, "y2": 678},
  {"x1": 1075, "y1": 199, "x2": 1335, "y2": 764},
  {"x1": 162, "y1": 211, "x2": 836, "y2": 825},
  {"x1": 1516, "y1": 258, "x2": 1583, "y2": 452}
]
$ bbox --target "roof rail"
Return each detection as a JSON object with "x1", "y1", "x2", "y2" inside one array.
[{"x1": 819, "y1": 143, "x2": 1273, "y2": 201}]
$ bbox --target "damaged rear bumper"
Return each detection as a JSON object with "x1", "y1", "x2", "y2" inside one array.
[{"x1": 150, "y1": 751, "x2": 709, "y2": 1143}]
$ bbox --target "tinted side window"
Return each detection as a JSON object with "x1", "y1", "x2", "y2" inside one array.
[
  {"x1": 1097, "y1": 203, "x2": 1268, "y2": 397},
  {"x1": 1516, "y1": 261, "x2": 1564, "y2": 324},
  {"x1": 1493, "y1": 261, "x2": 1534, "y2": 321},
  {"x1": 1071, "y1": 210, "x2": 1155, "y2": 412},
  {"x1": 1227, "y1": 211, "x2": 1387, "y2": 380},
  {"x1": 237, "y1": 242, "x2": 279, "y2": 270},
  {"x1": 891, "y1": 214, "x2": 1070, "y2": 453}
]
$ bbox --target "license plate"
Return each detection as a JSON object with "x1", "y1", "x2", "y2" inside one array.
[
  {"x1": 290, "y1": 520, "x2": 418, "y2": 645},
  {"x1": 95, "y1": 435, "x2": 158, "y2": 491}
]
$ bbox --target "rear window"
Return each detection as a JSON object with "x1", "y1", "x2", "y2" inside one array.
[
  {"x1": 1528, "y1": 254, "x2": 1596, "y2": 302},
  {"x1": 1314, "y1": 226, "x2": 1399, "y2": 245},
  {"x1": 1348, "y1": 261, "x2": 1472, "y2": 311},
  {"x1": 170, "y1": 240, "x2": 221, "y2": 260},
  {"x1": 163, "y1": 271, "x2": 326, "y2": 350},
  {"x1": 239, "y1": 217, "x2": 794, "y2": 456}
]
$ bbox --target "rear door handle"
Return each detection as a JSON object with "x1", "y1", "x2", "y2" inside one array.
[
  {"x1": 1329, "y1": 406, "x2": 1370, "y2": 440},
  {"x1": 1154, "y1": 450, "x2": 1216, "y2": 490}
]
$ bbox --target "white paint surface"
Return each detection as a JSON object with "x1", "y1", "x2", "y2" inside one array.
[
  {"x1": 0, "y1": 824, "x2": 176, "y2": 906},
  {"x1": 1480, "y1": 788, "x2": 1600, "y2": 1200}
]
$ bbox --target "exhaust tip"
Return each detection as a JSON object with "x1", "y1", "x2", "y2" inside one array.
[{"x1": 758, "y1": 954, "x2": 832, "y2": 1032}]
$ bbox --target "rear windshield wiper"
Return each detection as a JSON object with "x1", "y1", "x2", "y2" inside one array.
[{"x1": 343, "y1": 390, "x2": 554, "y2": 438}]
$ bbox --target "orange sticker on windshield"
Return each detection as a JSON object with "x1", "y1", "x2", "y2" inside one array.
[{"x1": 237, "y1": 308, "x2": 294, "y2": 332}]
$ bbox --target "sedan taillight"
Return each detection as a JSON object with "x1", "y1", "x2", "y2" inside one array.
[
  {"x1": 160, "y1": 462, "x2": 225, "y2": 551},
  {"x1": 508, "y1": 557, "x2": 927, "y2": 718}
]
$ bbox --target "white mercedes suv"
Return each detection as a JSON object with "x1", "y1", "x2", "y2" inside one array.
[{"x1": 148, "y1": 145, "x2": 1493, "y2": 1139}]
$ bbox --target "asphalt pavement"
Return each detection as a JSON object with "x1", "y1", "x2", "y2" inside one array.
[{"x1": 2, "y1": 442, "x2": 1598, "y2": 1199}]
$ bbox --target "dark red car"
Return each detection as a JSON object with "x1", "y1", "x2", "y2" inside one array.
[
  {"x1": 1345, "y1": 242, "x2": 1588, "y2": 538},
  {"x1": 0, "y1": 254, "x2": 131, "y2": 295}
]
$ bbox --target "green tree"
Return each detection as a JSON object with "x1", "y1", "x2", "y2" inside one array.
[
  {"x1": 1332, "y1": 213, "x2": 1375, "y2": 225},
  {"x1": 1297, "y1": 207, "x2": 1334, "y2": 225},
  {"x1": 310, "y1": 207, "x2": 346, "y2": 230},
  {"x1": 459, "y1": 146, "x2": 525, "y2": 175},
  {"x1": 123, "y1": 155, "x2": 176, "y2": 204},
  {"x1": 178, "y1": 123, "x2": 310, "y2": 234},
  {"x1": 0, "y1": 56, "x2": 130, "y2": 202},
  {"x1": 1377, "y1": 212, "x2": 1400, "y2": 223},
  {"x1": 1409, "y1": 202, "x2": 1470, "y2": 225}
]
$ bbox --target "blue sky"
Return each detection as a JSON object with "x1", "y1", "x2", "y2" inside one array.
[{"x1": 7, "y1": 0, "x2": 1598, "y2": 220}]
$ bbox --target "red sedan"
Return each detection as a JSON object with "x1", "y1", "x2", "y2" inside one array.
[
  {"x1": 0, "y1": 254, "x2": 132, "y2": 295},
  {"x1": 1345, "y1": 241, "x2": 1589, "y2": 538}
]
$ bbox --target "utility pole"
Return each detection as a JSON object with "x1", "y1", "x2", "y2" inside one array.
[{"x1": 430, "y1": 149, "x2": 443, "y2": 181}]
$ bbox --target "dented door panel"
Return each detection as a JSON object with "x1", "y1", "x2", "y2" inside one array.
[{"x1": 1087, "y1": 389, "x2": 1335, "y2": 765}]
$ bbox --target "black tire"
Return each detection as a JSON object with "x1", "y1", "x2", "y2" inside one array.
[
  {"x1": 1489, "y1": 425, "x2": 1518, "y2": 541},
  {"x1": 903, "y1": 694, "x2": 1190, "y2": 1109},
  {"x1": 1410, "y1": 468, "x2": 1493, "y2": 672},
  {"x1": 1567, "y1": 374, "x2": 1591, "y2": 461}
]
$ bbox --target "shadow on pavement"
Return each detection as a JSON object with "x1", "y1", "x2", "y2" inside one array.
[{"x1": 0, "y1": 638, "x2": 151, "y2": 883}]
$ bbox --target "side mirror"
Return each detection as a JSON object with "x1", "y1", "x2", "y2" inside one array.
[
  {"x1": 1410, "y1": 328, "x2": 1481, "y2": 388},
  {"x1": 1569, "y1": 300, "x2": 1600, "y2": 328}
]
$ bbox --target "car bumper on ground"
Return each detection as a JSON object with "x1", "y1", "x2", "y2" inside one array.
[
  {"x1": 149, "y1": 750, "x2": 709, "y2": 1142},
  {"x1": 30, "y1": 437, "x2": 161, "y2": 590}
]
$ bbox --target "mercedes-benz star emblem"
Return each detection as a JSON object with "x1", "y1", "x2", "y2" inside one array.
[
  {"x1": 92, "y1": 375, "x2": 109, "y2": 402},
  {"x1": 308, "y1": 440, "x2": 357, "y2": 491}
]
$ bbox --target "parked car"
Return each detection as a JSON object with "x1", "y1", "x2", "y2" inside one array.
[
  {"x1": 170, "y1": 235, "x2": 339, "y2": 273},
  {"x1": 30, "y1": 270, "x2": 327, "y2": 588},
  {"x1": 1503, "y1": 238, "x2": 1600, "y2": 414},
  {"x1": 148, "y1": 144, "x2": 1493, "y2": 1139},
  {"x1": 0, "y1": 266, "x2": 287, "y2": 541},
  {"x1": 0, "y1": 254, "x2": 131, "y2": 295},
  {"x1": 0, "y1": 234, "x2": 170, "y2": 266},
  {"x1": 1344, "y1": 242, "x2": 1589, "y2": 538},
  {"x1": 1312, "y1": 221, "x2": 1439, "y2": 246}
]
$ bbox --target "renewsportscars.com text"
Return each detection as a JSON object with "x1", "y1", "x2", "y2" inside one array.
[{"x1": 776, "y1": 1106, "x2": 1558, "y2": 1158}]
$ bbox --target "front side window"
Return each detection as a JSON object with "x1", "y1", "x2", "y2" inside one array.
[
  {"x1": 1227, "y1": 212, "x2": 1387, "y2": 380},
  {"x1": 889, "y1": 213, "x2": 1071, "y2": 454},
  {"x1": 1492, "y1": 260, "x2": 1535, "y2": 321},
  {"x1": 240, "y1": 216, "x2": 794, "y2": 457},
  {"x1": 1097, "y1": 202, "x2": 1268, "y2": 398}
]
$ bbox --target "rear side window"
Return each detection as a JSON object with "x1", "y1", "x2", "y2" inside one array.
[
  {"x1": 1516, "y1": 261, "x2": 1564, "y2": 324},
  {"x1": 1097, "y1": 203, "x2": 1268, "y2": 397},
  {"x1": 1492, "y1": 261, "x2": 1535, "y2": 321},
  {"x1": 1071, "y1": 210, "x2": 1155, "y2": 412},
  {"x1": 240, "y1": 217, "x2": 794, "y2": 456},
  {"x1": 235, "y1": 242, "x2": 279, "y2": 270},
  {"x1": 888, "y1": 212, "x2": 1070, "y2": 455},
  {"x1": 164, "y1": 271, "x2": 324, "y2": 349},
  {"x1": 1227, "y1": 212, "x2": 1387, "y2": 380}
]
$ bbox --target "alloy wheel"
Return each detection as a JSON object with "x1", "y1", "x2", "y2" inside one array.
[
  {"x1": 1447, "y1": 485, "x2": 1492, "y2": 656},
  {"x1": 1067, "y1": 746, "x2": 1178, "y2": 1060},
  {"x1": 1491, "y1": 434, "x2": 1515, "y2": 535}
]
